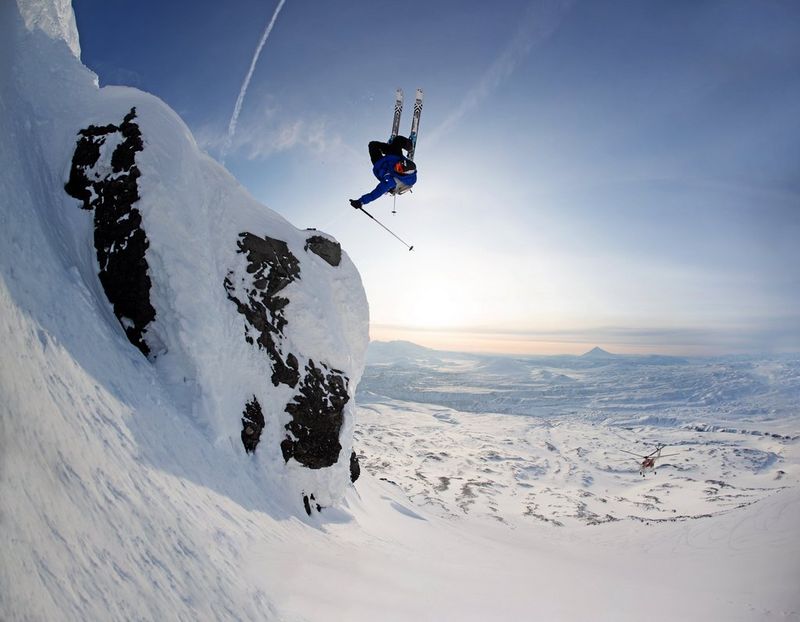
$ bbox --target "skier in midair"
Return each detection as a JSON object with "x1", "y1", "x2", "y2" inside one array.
[{"x1": 349, "y1": 135, "x2": 417, "y2": 209}]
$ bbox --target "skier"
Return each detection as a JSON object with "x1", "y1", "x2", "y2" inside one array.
[{"x1": 349, "y1": 135, "x2": 417, "y2": 209}]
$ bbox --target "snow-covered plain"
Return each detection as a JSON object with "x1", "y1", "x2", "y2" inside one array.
[
  {"x1": 3, "y1": 1, "x2": 800, "y2": 620},
  {"x1": 358, "y1": 343, "x2": 800, "y2": 527},
  {"x1": 350, "y1": 343, "x2": 800, "y2": 620}
]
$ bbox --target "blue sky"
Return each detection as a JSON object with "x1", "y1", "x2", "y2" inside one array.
[{"x1": 72, "y1": 0, "x2": 800, "y2": 355}]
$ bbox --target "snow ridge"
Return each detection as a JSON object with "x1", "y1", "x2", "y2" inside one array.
[{"x1": 16, "y1": 0, "x2": 80, "y2": 58}]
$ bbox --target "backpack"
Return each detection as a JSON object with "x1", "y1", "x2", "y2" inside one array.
[{"x1": 389, "y1": 177, "x2": 414, "y2": 196}]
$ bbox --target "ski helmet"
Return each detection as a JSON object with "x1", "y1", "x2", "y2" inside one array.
[{"x1": 394, "y1": 158, "x2": 416, "y2": 175}]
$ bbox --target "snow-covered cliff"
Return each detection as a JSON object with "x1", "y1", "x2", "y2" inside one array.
[{"x1": 2, "y1": 0, "x2": 368, "y2": 522}]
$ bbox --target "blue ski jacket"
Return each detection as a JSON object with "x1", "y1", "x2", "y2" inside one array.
[{"x1": 358, "y1": 155, "x2": 417, "y2": 205}]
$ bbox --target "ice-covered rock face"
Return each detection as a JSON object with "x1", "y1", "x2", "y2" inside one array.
[{"x1": 49, "y1": 9, "x2": 368, "y2": 513}]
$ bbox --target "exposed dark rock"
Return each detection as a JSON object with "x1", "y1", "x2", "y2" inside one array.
[
  {"x1": 281, "y1": 359, "x2": 349, "y2": 469},
  {"x1": 350, "y1": 450, "x2": 361, "y2": 483},
  {"x1": 225, "y1": 232, "x2": 354, "y2": 471},
  {"x1": 304, "y1": 235, "x2": 341, "y2": 267},
  {"x1": 523, "y1": 505, "x2": 564, "y2": 527},
  {"x1": 241, "y1": 396, "x2": 265, "y2": 453},
  {"x1": 224, "y1": 233, "x2": 301, "y2": 388},
  {"x1": 63, "y1": 123, "x2": 116, "y2": 205},
  {"x1": 224, "y1": 232, "x2": 359, "y2": 482},
  {"x1": 302, "y1": 493, "x2": 322, "y2": 516},
  {"x1": 64, "y1": 107, "x2": 155, "y2": 356},
  {"x1": 111, "y1": 109, "x2": 144, "y2": 171}
]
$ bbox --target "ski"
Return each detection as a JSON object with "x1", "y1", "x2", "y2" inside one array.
[
  {"x1": 389, "y1": 88, "x2": 403, "y2": 144},
  {"x1": 407, "y1": 88, "x2": 423, "y2": 160}
]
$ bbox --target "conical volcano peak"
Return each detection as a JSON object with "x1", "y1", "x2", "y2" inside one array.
[{"x1": 582, "y1": 346, "x2": 615, "y2": 358}]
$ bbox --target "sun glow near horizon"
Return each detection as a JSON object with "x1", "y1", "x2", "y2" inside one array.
[
  {"x1": 369, "y1": 326, "x2": 597, "y2": 356},
  {"x1": 368, "y1": 322, "x2": 792, "y2": 358}
]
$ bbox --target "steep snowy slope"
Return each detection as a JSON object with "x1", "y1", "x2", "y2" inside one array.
[
  {"x1": 2, "y1": 1, "x2": 369, "y2": 617},
  {"x1": 3, "y1": 0, "x2": 368, "y2": 506}
]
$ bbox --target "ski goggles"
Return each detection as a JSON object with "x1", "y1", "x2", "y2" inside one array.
[{"x1": 394, "y1": 159, "x2": 416, "y2": 174}]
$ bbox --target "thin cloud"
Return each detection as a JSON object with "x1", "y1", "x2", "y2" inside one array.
[
  {"x1": 428, "y1": 0, "x2": 573, "y2": 145},
  {"x1": 197, "y1": 110, "x2": 351, "y2": 162},
  {"x1": 221, "y1": 0, "x2": 288, "y2": 164}
]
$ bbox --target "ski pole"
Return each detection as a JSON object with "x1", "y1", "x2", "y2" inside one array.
[{"x1": 357, "y1": 206, "x2": 414, "y2": 251}]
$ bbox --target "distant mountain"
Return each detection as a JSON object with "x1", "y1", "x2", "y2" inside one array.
[
  {"x1": 366, "y1": 340, "x2": 441, "y2": 364},
  {"x1": 581, "y1": 346, "x2": 616, "y2": 358},
  {"x1": 475, "y1": 356, "x2": 536, "y2": 377}
]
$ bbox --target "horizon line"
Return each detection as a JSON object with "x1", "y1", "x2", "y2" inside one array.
[{"x1": 368, "y1": 324, "x2": 800, "y2": 357}]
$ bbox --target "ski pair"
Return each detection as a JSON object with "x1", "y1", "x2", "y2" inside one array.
[{"x1": 390, "y1": 88, "x2": 423, "y2": 160}]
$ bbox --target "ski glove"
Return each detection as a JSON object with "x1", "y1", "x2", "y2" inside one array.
[{"x1": 350, "y1": 199, "x2": 362, "y2": 209}]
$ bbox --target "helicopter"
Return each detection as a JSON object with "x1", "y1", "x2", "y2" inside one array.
[{"x1": 617, "y1": 443, "x2": 679, "y2": 477}]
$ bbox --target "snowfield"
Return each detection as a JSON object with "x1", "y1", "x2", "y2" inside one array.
[
  {"x1": 2, "y1": 1, "x2": 799, "y2": 620},
  {"x1": 357, "y1": 348, "x2": 800, "y2": 524},
  {"x1": 348, "y1": 345, "x2": 800, "y2": 620}
]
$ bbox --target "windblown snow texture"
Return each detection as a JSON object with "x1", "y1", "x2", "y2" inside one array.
[{"x1": 64, "y1": 108, "x2": 154, "y2": 356}]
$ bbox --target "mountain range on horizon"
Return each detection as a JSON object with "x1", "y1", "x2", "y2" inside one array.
[{"x1": 369, "y1": 339, "x2": 622, "y2": 359}]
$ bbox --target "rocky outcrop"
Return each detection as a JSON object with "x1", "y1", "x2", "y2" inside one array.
[
  {"x1": 281, "y1": 359, "x2": 349, "y2": 469},
  {"x1": 64, "y1": 107, "x2": 154, "y2": 356},
  {"x1": 64, "y1": 106, "x2": 365, "y2": 514},
  {"x1": 350, "y1": 450, "x2": 361, "y2": 483},
  {"x1": 241, "y1": 396, "x2": 265, "y2": 453},
  {"x1": 303, "y1": 493, "x2": 321, "y2": 516},
  {"x1": 224, "y1": 233, "x2": 300, "y2": 388},
  {"x1": 225, "y1": 232, "x2": 353, "y2": 473},
  {"x1": 304, "y1": 234, "x2": 341, "y2": 267}
]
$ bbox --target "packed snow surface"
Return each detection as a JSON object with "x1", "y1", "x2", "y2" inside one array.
[{"x1": 3, "y1": 2, "x2": 800, "y2": 621}]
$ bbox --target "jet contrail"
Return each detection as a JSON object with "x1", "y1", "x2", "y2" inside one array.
[{"x1": 221, "y1": 0, "x2": 288, "y2": 164}]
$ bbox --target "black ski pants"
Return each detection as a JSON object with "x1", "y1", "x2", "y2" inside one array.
[{"x1": 369, "y1": 136, "x2": 412, "y2": 164}]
